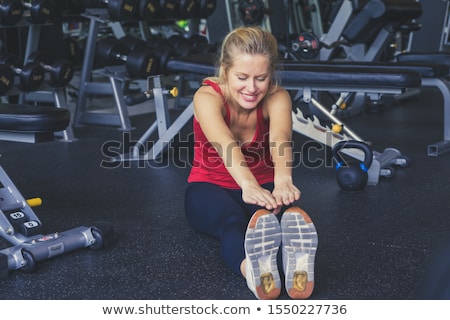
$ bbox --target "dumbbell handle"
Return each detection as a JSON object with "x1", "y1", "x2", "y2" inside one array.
[{"x1": 125, "y1": 87, "x2": 178, "y2": 106}]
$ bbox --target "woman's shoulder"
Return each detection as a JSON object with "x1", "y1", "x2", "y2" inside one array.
[
  {"x1": 195, "y1": 80, "x2": 223, "y2": 101},
  {"x1": 268, "y1": 85, "x2": 289, "y2": 97},
  {"x1": 193, "y1": 81, "x2": 225, "y2": 117},
  {"x1": 262, "y1": 86, "x2": 292, "y2": 118}
]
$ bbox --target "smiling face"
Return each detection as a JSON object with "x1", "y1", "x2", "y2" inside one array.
[{"x1": 225, "y1": 53, "x2": 271, "y2": 111}]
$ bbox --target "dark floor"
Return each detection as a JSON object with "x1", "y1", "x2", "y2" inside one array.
[{"x1": 0, "y1": 86, "x2": 449, "y2": 300}]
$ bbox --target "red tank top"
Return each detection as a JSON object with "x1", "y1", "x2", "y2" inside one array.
[{"x1": 187, "y1": 79, "x2": 274, "y2": 189}]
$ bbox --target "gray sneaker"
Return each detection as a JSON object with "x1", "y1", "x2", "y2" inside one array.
[
  {"x1": 244, "y1": 209, "x2": 282, "y2": 300},
  {"x1": 281, "y1": 207, "x2": 318, "y2": 299}
]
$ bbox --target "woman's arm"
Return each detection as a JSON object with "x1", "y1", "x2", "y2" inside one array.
[
  {"x1": 193, "y1": 86, "x2": 278, "y2": 210},
  {"x1": 266, "y1": 88, "x2": 301, "y2": 207}
]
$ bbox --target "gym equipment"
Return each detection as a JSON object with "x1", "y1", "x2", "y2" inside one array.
[
  {"x1": 120, "y1": 35, "x2": 176, "y2": 74},
  {"x1": 167, "y1": 34, "x2": 217, "y2": 56},
  {"x1": 291, "y1": 31, "x2": 322, "y2": 60},
  {"x1": 26, "y1": 51, "x2": 75, "y2": 87},
  {"x1": 0, "y1": 0, "x2": 54, "y2": 25},
  {"x1": 332, "y1": 140, "x2": 373, "y2": 191},
  {"x1": 21, "y1": 0, "x2": 54, "y2": 23},
  {"x1": 95, "y1": 36, "x2": 159, "y2": 78},
  {"x1": 80, "y1": 0, "x2": 139, "y2": 20},
  {"x1": 0, "y1": 104, "x2": 115, "y2": 278},
  {"x1": 0, "y1": 64, "x2": 15, "y2": 95},
  {"x1": 196, "y1": 0, "x2": 217, "y2": 19},
  {"x1": 138, "y1": 0, "x2": 177, "y2": 20},
  {"x1": 0, "y1": 0, "x2": 24, "y2": 25},
  {"x1": 318, "y1": 0, "x2": 422, "y2": 62},
  {"x1": 0, "y1": 103, "x2": 69, "y2": 143},
  {"x1": 238, "y1": 0, "x2": 266, "y2": 26},
  {"x1": 177, "y1": 0, "x2": 200, "y2": 19},
  {"x1": 125, "y1": 86, "x2": 178, "y2": 105},
  {"x1": 168, "y1": 34, "x2": 200, "y2": 56},
  {"x1": 0, "y1": 53, "x2": 45, "y2": 92}
]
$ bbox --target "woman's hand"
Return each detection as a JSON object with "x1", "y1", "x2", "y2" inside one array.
[
  {"x1": 272, "y1": 181, "x2": 301, "y2": 208},
  {"x1": 241, "y1": 181, "x2": 279, "y2": 212}
]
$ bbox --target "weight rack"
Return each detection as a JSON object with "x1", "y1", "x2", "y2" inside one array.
[
  {"x1": 1, "y1": 19, "x2": 75, "y2": 142},
  {"x1": 73, "y1": 8, "x2": 150, "y2": 130}
]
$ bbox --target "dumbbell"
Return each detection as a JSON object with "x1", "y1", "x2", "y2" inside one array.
[
  {"x1": 0, "y1": 53, "x2": 45, "y2": 91},
  {"x1": 138, "y1": 0, "x2": 177, "y2": 20},
  {"x1": 167, "y1": 35, "x2": 199, "y2": 56},
  {"x1": 26, "y1": 52, "x2": 75, "y2": 87},
  {"x1": 188, "y1": 34, "x2": 218, "y2": 54},
  {"x1": 120, "y1": 35, "x2": 176, "y2": 74},
  {"x1": 80, "y1": 0, "x2": 138, "y2": 21},
  {"x1": 168, "y1": 34, "x2": 217, "y2": 56},
  {"x1": 22, "y1": 0, "x2": 54, "y2": 23},
  {"x1": 177, "y1": 0, "x2": 199, "y2": 19},
  {"x1": 95, "y1": 37, "x2": 159, "y2": 78},
  {"x1": 0, "y1": 0, "x2": 23, "y2": 25},
  {"x1": 0, "y1": 64, "x2": 15, "y2": 95},
  {"x1": 195, "y1": 0, "x2": 216, "y2": 19},
  {"x1": 64, "y1": 37, "x2": 85, "y2": 66},
  {"x1": 0, "y1": 0, "x2": 54, "y2": 25}
]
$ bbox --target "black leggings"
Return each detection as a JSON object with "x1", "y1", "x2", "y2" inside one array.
[{"x1": 184, "y1": 182, "x2": 274, "y2": 275}]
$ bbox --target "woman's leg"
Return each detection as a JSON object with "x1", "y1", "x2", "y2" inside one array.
[{"x1": 185, "y1": 182, "x2": 255, "y2": 275}]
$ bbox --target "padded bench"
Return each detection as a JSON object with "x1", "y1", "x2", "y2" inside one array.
[{"x1": 0, "y1": 104, "x2": 70, "y2": 143}]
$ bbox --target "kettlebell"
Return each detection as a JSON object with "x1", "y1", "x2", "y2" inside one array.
[{"x1": 332, "y1": 140, "x2": 373, "y2": 191}]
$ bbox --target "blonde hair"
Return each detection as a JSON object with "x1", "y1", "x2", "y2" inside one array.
[{"x1": 206, "y1": 27, "x2": 281, "y2": 101}]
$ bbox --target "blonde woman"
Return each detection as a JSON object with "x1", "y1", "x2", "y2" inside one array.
[{"x1": 184, "y1": 27, "x2": 318, "y2": 300}]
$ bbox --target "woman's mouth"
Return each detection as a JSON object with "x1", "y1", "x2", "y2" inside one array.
[{"x1": 241, "y1": 92, "x2": 258, "y2": 103}]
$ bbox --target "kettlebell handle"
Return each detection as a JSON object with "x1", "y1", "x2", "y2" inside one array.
[{"x1": 332, "y1": 140, "x2": 373, "y2": 171}]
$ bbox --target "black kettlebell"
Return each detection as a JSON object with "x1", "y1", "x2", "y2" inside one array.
[{"x1": 332, "y1": 140, "x2": 373, "y2": 191}]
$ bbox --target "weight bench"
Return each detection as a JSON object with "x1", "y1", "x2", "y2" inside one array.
[
  {"x1": 0, "y1": 103, "x2": 71, "y2": 143},
  {"x1": 394, "y1": 52, "x2": 450, "y2": 156},
  {"x1": 290, "y1": 59, "x2": 450, "y2": 156},
  {"x1": 0, "y1": 104, "x2": 115, "y2": 278},
  {"x1": 115, "y1": 53, "x2": 426, "y2": 186}
]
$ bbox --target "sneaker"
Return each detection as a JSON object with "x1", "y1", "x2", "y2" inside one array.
[
  {"x1": 244, "y1": 209, "x2": 282, "y2": 300},
  {"x1": 281, "y1": 207, "x2": 318, "y2": 299}
]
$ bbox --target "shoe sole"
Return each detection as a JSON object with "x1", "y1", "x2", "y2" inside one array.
[
  {"x1": 245, "y1": 209, "x2": 282, "y2": 300},
  {"x1": 281, "y1": 207, "x2": 318, "y2": 299}
]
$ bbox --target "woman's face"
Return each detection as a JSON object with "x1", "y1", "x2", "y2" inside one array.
[{"x1": 226, "y1": 53, "x2": 271, "y2": 111}]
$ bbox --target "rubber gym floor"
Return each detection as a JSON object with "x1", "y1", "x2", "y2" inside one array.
[{"x1": 0, "y1": 85, "x2": 449, "y2": 300}]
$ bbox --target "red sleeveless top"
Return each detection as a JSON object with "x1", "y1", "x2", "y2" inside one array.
[{"x1": 187, "y1": 79, "x2": 274, "y2": 189}]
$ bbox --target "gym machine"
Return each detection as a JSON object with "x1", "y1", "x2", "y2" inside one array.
[{"x1": 0, "y1": 104, "x2": 115, "y2": 279}]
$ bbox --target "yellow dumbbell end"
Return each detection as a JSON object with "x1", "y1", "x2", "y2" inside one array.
[
  {"x1": 27, "y1": 197, "x2": 42, "y2": 207},
  {"x1": 169, "y1": 87, "x2": 178, "y2": 97},
  {"x1": 339, "y1": 102, "x2": 347, "y2": 110},
  {"x1": 332, "y1": 124, "x2": 343, "y2": 133}
]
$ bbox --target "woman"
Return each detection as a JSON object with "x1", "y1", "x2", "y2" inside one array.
[{"x1": 184, "y1": 27, "x2": 317, "y2": 300}]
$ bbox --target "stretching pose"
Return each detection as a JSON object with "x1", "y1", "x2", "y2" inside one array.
[{"x1": 184, "y1": 26, "x2": 317, "y2": 299}]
